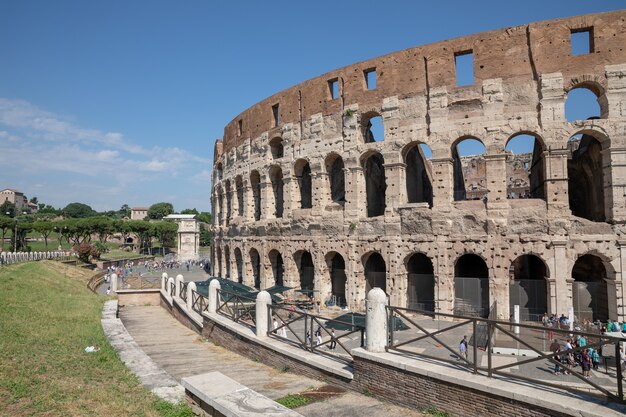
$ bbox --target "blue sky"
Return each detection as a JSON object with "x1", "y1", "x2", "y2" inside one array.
[{"x1": 0, "y1": 1, "x2": 622, "y2": 212}]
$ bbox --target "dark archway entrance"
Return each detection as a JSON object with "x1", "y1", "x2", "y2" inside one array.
[
  {"x1": 509, "y1": 255, "x2": 547, "y2": 321},
  {"x1": 297, "y1": 251, "x2": 314, "y2": 291},
  {"x1": 250, "y1": 248, "x2": 261, "y2": 289},
  {"x1": 235, "y1": 247, "x2": 243, "y2": 284},
  {"x1": 454, "y1": 254, "x2": 489, "y2": 318},
  {"x1": 269, "y1": 250, "x2": 284, "y2": 287},
  {"x1": 363, "y1": 153, "x2": 386, "y2": 217},
  {"x1": 328, "y1": 252, "x2": 346, "y2": 307},
  {"x1": 572, "y1": 255, "x2": 609, "y2": 322},
  {"x1": 567, "y1": 133, "x2": 606, "y2": 222},
  {"x1": 406, "y1": 253, "x2": 435, "y2": 312},
  {"x1": 364, "y1": 252, "x2": 386, "y2": 293}
]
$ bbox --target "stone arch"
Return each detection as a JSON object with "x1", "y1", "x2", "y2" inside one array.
[
  {"x1": 268, "y1": 165, "x2": 284, "y2": 218},
  {"x1": 294, "y1": 250, "x2": 314, "y2": 291},
  {"x1": 452, "y1": 137, "x2": 487, "y2": 201},
  {"x1": 215, "y1": 162, "x2": 223, "y2": 181},
  {"x1": 325, "y1": 152, "x2": 345, "y2": 203},
  {"x1": 250, "y1": 170, "x2": 261, "y2": 221},
  {"x1": 508, "y1": 254, "x2": 549, "y2": 321},
  {"x1": 269, "y1": 136, "x2": 284, "y2": 159},
  {"x1": 361, "y1": 151, "x2": 386, "y2": 217},
  {"x1": 268, "y1": 249, "x2": 284, "y2": 287},
  {"x1": 564, "y1": 79, "x2": 606, "y2": 121},
  {"x1": 454, "y1": 253, "x2": 489, "y2": 317},
  {"x1": 361, "y1": 111, "x2": 384, "y2": 143},
  {"x1": 567, "y1": 129, "x2": 609, "y2": 222},
  {"x1": 250, "y1": 247, "x2": 261, "y2": 289},
  {"x1": 505, "y1": 132, "x2": 546, "y2": 200},
  {"x1": 405, "y1": 252, "x2": 435, "y2": 312},
  {"x1": 571, "y1": 253, "x2": 610, "y2": 322},
  {"x1": 224, "y1": 179, "x2": 232, "y2": 225},
  {"x1": 235, "y1": 175, "x2": 244, "y2": 217},
  {"x1": 325, "y1": 251, "x2": 347, "y2": 307},
  {"x1": 234, "y1": 247, "x2": 244, "y2": 284},
  {"x1": 402, "y1": 142, "x2": 433, "y2": 206},
  {"x1": 363, "y1": 251, "x2": 386, "y2": 294},
  {"x1": 294, "y1": 159, "x2": 312, "y2": 209}
]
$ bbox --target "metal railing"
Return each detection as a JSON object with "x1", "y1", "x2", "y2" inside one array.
[
  {"x1": 169, "y1": 281, "x2": 176, "y2": 297},
  {"x1": 267, "y1": 304, "x2": 364, "y2": 364},
  {"x1": 386, "y1": 305, "x2": 626, "y2": 403},
  {"x1": 215, "y1": 288, "x2": 257, "y2": 329},
  {"x1": 180, "y1": 282, "x2": 189, "y2": 302},
  {"x1": 191, "y1": 289, "x2": 208, "y2": 314}
]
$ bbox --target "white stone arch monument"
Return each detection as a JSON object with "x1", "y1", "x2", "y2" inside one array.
[{"x1": 164, "y1": 214, "x2": 200, "y2": 261}]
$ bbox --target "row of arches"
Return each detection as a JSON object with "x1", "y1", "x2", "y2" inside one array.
[
  {"x1": 214, "y1": 245, "x2": 611, "y2": 322},
  {"x1": 215, "y1": 128, "x2": 610, "y2": 224}
]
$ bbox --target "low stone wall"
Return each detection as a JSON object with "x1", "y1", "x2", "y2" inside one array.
[
  {"x1": 117, "y1": 289, "x2": 161, "y2": 306},
  {"x1": 171, "y1": 298, "x2": 203, "y2": 334},
  {"x1": 87, "y1": 271, "x2": 107, "y2": 292},
  {"x1": 96, "y1": 256, "x2": 155, "y2": 270}
]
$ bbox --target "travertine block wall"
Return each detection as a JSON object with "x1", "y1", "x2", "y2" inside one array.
[{"x1": 211, "y1": 11, "x2": 626, "y2": 320}]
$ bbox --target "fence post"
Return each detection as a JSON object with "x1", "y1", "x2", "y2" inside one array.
[
  {"x1": 111, "y1": 273, "x2": 118, "y2": 293},
  {"x1": 176, "y1": 274, "x2": 184, "y2": 298},
  {"x1": 472, "y1": 319, "x2": 478, "y2": 373},
  {"x1": 255, "y1": 291, "x2": 271, "y2": 338},
  {"x1": 487, "y1": 322, "x2": 493, "y2": 377},
  {"x1": 208, "y1": 280, "x2": 221, "y2": 313},
  {"x1": 187, "y1": 282, "x2": 196, "y2": 311},
  {"x1": 366, "y1": 288, "x2": 388, "y2": 353},
  {"x1": 617, "y1": 341, "x2": 623, "y2": 401}
]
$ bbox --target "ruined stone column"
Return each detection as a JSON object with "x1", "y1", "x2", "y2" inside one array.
[
  {"x1": 366, "y1": 288, "x2": 388, "y2": 353},
  {"x1": 310, "y1": 171, "x2": 324, "y2": 217},
  {"x1": 430, "y1": 158, "x2": 453, "y2": 211},
  {"x1": 243, "y1": 180, "x2": 254, "y2": 222},
  {"x1": 208, "y1": 279, "x2": 220, "y2": 314},
  {"x1": 544, "y1": 149, "x2": 570, "y2": 213},
  {"x1": 552, "y1": 240, "x2": 570, "y2": 315},
  {"x1": 382, "y1": 162, "x2": 405, "y2": 216},
  {"x1": 260, "y1": 179, "x2": 272, "y2": 220},
  {"x1": 484, "y1": 153, "x2": 508, "y2": 216},
  {"x1": 256, "y1": 291, "x2": 272, "y2": 338},
  {"x1": 345, "y1": 165, "x2": 365, "y2": 219},
  {"x1": 282, "y1": 175, "x2": 295, "y2": 219}
]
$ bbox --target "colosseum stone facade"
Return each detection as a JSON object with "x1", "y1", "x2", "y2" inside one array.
[{"x1": 211, "y1": 10, "x2": 626, "y2": 323}]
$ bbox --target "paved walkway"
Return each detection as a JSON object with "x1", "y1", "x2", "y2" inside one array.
[{"x1": 120, "y1": 305, "x2": 427, "y2": 417}]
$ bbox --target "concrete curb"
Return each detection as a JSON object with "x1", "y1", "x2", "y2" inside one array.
[{"x1": 101, "y1": 300, "x2": 184, "y2": 403}]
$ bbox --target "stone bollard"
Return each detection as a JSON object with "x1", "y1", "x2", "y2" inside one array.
[
  {"x1": 255, "y1": 291, "x2": 272, "y2": 338},
  {"x1": 208, "y1": 279, "x2": 221, "y2": 313},
  {"x1": 161, "y1": 273, "x2": 168, "y2": 291},
  {"x1": 167, "y1": 277, "x2": 175, "y2": 296},
  {"x1": 111, "y1": 273, "x2": 118, "y2": 293},
  {"x1": 176, "y1": 274, "x2": 184, "y2": 298},
  {"x1": 366, "y1": 288, "x2": 388, "y2": 353},
  {"x1": 187, "y1": 281, "x2": 197, "y2": 311}
]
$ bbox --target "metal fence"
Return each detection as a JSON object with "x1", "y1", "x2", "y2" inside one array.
[
  {"x1": 454, "y1": 276, "x2": 489, "y2": 317},
  {"x1": 509, "y1": 279, "x2": 547, "y2": 322},
  {"x1": 267, "y1": 304, "x2": 364, "y2": 364},
  {"x1": 180, "y1": 282, "x2": 189, "y2": 302},
  {"x1": 215, "y1": 288, "x2": 257, "y2": 329},
  {"x1": 169, "y1": 281, "x2": 176, "y2": 297},
  {"x1": 191, "y1": 289, "x2": 208, "y2": 314},
  {"x1": 386, "y1": 305, "x2": 626, "y2": 403}
]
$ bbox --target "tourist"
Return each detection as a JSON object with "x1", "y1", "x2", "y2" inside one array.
[
  {"x1": 106, "y1": 286, "x2": 111, "y2": 295},
  {"x1": 329, "y1": 329, "x2": 337, "y2": 350},
  {"x1": 280, "y1": 325, "x2": 287, "y2": 339},
  {"x1": 459, "y1": 335, "x2": 468, "y2": 360},
  {"x1": 273, "y1": 318, "x2": 278, "y2": 334},
  {"x1": 316, "y1": 331, "x2": 322, "y2": 347},
  {"x1": 591, "y1": 348, "x2": 600, "y2": 371},
  {"x1": 581, "y1": 349, "x2": 591, "y2": 379}
]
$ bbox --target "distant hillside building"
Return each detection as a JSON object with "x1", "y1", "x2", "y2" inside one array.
[
  {"x1": 457, "y1": 153, "x2": 533, "y2": 200},
  {"x1": 1, "y1": 188, "x2": 28, "y2": 211},
  {"x1": 131, "y1": 207, "x2": 149, "y2": 220}
]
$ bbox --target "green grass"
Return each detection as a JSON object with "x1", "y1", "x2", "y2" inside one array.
[
  {"x1": 0, "y1": 261, "x2": 192, "y2": 416},
  {"x1": 100, "y1": 249, "x2": 145, "y2": 261},
  {"x1": 424, "y1": 405, "x2": 449, "y2": 417},
  {"x1": 275, "y1": 394, "x2": 311, "y2": 409}
]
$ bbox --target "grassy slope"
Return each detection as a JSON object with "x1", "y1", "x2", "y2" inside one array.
[{"x1": 0, "y1": 261, "x2": 188, "y2": 416}]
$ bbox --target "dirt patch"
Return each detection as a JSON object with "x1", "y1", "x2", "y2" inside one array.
[{"x1": 300, "y1": 384, "x2": 346, "y2": 402}]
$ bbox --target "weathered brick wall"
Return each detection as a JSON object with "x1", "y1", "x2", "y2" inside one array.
[{"x1": 353, "y1": 355, "x2": 571, "y2": 417}]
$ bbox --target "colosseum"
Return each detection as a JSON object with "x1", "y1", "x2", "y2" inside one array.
[{"x1": 211, "y1": 10, "x2": 626, "y2": 323}]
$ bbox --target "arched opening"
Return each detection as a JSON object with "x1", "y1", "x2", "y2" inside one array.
[
  {"x1": 362, "y1": 152, "x2": 386, "y2": 217},
  {"x1": 509, "y1": 254, "x2": 548, "y2": 321},
  {"x1": 362, "y1": 112, "x2": 384, "y2": 143},
  {"x1": 294, "y1": 160, "x2": 312, "y2": 209},
  {"x1": 327, "y1": 252, "x2": 346, "y2": 307},
  {"x1": 406, "y1": 253, "x2": 435, "y2": 312},
  {"x1": 572, "y1": 254, "x2": 609, "y2": 322},
  {"x1": 250, "y1": 170, "x2": 261, "y2": 221},
  {"x1": 325, "y1": 153, "x2": 345, "y2": 203},
  {"x1": 454, "y1": 254, "x2": 489, "y2": 317},
  {"x1": 225, "y1": 180, "x2": 232, "y2": 225},
  {"x1": 269, "y1": 166, "x2": 284, "y2": 218},
  {"x1": 505, "y1": 134, "x2": 546, "y2": 200},
  {"x1": 250, "y1": 248, "x2": 261, "y2": 289},
  {"x1": 268, "y1": 249, "x2": 284, "y2": 287},
  {"x1": 234, "y1": 247, "x2": 243, "y2": 284},
  {"x1": 217, "y1": 190, "x2": 224, "y2": 225},
  {"x1": 224, "y1": 246, "x2": 231, "y2": 279},
  {"x1": 215, "y1": 162, "x2": 223, "y2": 181},
  {"x1": 216, "y1": 246, "x2": 222, "y2": 277},
  {"x1": 364, "y1": 252, "x2": 386, "y2": 294},
  {"x1": 567, "y1": 132, "x2": 606, "y2": 222},
  {"x1": 452, "y1": 138, "x2": 487, "y2": 201},
  {"x1": 235, "y1": 176, "x2": 244, "y2": 217},
  {"x1": 270, "y1": 137, "x2": 284, "y2": 159},
  {"x1": 403, "y1": 142, "x2": 433, "y2": 206},
  {"x1": 296, "y1": 250, "x2": 314, "y2": 291},
  {"x1": 565, "y1": 86, "x2": 602, "y2": 122}
]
